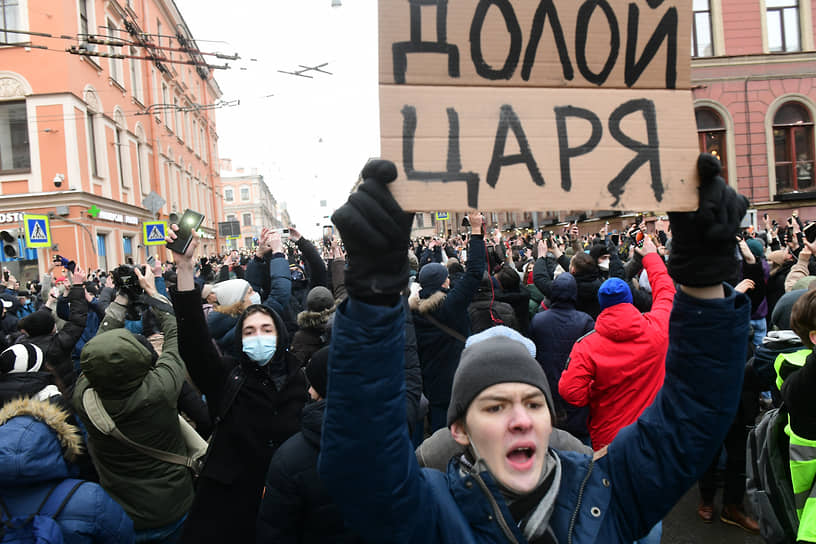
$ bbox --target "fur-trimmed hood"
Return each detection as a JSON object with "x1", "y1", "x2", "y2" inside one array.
[
  {"x1": 296, "y1": 305, "x2": 336, "y2": 330},
  {"x1": 409, "y1": 290, "x2": 446, "y2": 315},
  {"x1": 0, "y1": 397, "x2": 83, "y2": 485}
]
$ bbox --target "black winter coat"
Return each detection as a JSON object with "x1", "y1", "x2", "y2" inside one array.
[
  {"x1": 23, "y1": 285, "x2": 88, "y2": 394},
  {"x1": 528, "y1": 273, "x2": 595, "y2": 438},
  {"x1": 410, "y1": 236, "x2": 485, "y2": 408},
  {"x1": 174, "y1": 289, "x2": 307, "y2": 544},
  {"x1": 256, "y1": 399, "x2": 364, "y2": 544}
]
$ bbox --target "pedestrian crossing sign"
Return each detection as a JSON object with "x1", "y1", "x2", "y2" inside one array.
[
  {"x1": 23, "y1": 215, "x2": 51, "y2": 248},
  {"x1": 143, "y1": 221, "x2": 167, "y2": 246}
]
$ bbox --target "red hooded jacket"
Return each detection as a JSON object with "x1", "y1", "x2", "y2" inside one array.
[{"x1": 559, "y1": 253, "x2": 675, "y2": 449}]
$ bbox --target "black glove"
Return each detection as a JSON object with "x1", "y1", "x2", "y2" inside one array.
[
  {"x1": 331, "y1": 160, "x2": 414, "y2": 305},
  {"x1": 667, "y1": 153, "x2": 749, "y2": 287}
]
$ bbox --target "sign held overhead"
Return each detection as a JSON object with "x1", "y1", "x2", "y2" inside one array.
[{"x1": 378, "y1": 0, "x2": 700, "y2": 212}]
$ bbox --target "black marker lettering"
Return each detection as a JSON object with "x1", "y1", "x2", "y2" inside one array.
[
  {"x1": 470, "y1": 0, "x2": 522, "y2": 80},
  {"x1": 646, "y1": 0, "x2": 665, "y2": 8},
  {"x1": 625, "y1": 4, "x2": 678, "y2": 88},
  {"x1": 401, "y1": 105, "x2": 481, "y2": 208},
  {"x1": 393, "y1": 0, "x2": 460, "y2": 84},
  {"x1": 607, "y1": 98, "x2": 663, "y2": 206},
  {"x1": 487, "y1": 105, "x2": 545, "y2": 189},
  {"x1": 575, "y1": 0, "x2": 620, "y2": 86},
  {"x1": 554, "y1": 106, "x2": 602, "y2": 192},
  {"x1": 522, "y1": 0, "x2": 573, "y2": 82}
]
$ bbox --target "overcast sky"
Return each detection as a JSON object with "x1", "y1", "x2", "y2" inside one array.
[{"x1": 174, "y1": 0, "x2": 380, "y2": 237}]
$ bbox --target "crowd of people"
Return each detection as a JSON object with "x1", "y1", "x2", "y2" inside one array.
[{"x1": 0, "y1": 153, "x2": 815, "y2": 543}]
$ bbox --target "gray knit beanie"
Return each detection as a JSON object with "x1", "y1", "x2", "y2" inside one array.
[{"x1": 446, "y1": 326, "x2": 554, "y2": 426}]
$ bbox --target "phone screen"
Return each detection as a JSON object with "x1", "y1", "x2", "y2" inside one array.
[
  {"x1": 805, "y1": 223, "x2": 816, "y2": 244},
  {"x1": 166, "y1": 209, "x2": 204, "y2": 255}
]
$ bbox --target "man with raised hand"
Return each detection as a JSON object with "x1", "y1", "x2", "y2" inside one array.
[{"x1": 320, "y1": 156, "x2": 749, "y2": 543}]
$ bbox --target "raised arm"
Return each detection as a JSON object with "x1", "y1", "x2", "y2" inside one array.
[
  {"x1": 166, "y1": 226, "x2": 230, "y2": 399},
  {"x1": 292, "y1": 228, "x2": 328, "y2": 288},
  {"x1": 319, "y1": 160, "x2": 439, "y2": 542}
]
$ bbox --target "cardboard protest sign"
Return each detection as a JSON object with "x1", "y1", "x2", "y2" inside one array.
[{"x1": 378, "y1": 0, "x2": 700, "y2": 212}]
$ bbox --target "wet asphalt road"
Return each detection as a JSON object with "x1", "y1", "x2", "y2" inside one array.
[{"x1": 661, "y1": 487, "x2": 765, "y2": 544}]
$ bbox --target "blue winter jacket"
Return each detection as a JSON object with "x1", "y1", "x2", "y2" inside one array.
[
  {"x1": 0, "y1": 399, "x2": 133, "y2": 543},
  {"x1": 319, "y1": 285, "x2": 750, "y2": 543},
  {"x1": 528, "y1": 273, "x2": 595, "y2": 438}
]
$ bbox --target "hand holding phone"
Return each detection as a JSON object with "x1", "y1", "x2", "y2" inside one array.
[{"x1": 166, "y1": 209, "x2": 204, "y2": 255}]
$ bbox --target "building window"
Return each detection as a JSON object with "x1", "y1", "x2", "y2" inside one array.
[
  {"x1": 766, "y1": 0, "x2": 800, "y2": 52},
  {"x1": 226, "y1": 214, "x2": 236, "y2": 222},
  {"x1": 695, "y1": 107, "x2": 728, "y2": 182},
  {"x1": 240, "y1": 186, "x2": 250, "y2": 201},
  {"x1": 224, "y1": 187, "x2": 234, "y2": 202},
  {"x1": 161, "y1": 82, "x2": 169, "y2": 127},
  {"x1": 130, "y1": 47, "x2": 142, "y2": 102},
  {"x1": 97, "y1": 233, "x2": 108, "y2": 271},
  {"x1": 416, "y1": 213, "x2": 424, "y2": 228},
  {"x1": 86, "y1": 109, "x2": 98, "y2": 177},
  {"x1": 773, "y1": 102, "x2": 814, "y2": 194},
  {"x1": 115, "y1": 125, "x2": 126, "y2": 187},
  {"x1": 245, "y1": 236, "x2": 254, "y2": 249},
  {"x1": 78, "y1": 0, "x2": 90, "y2": 47},
  {"x1": 0, "y1": 101, "x2": 29, "y2": 172},
  {"x1": 1, "y1": 0, "x2": 24, "y2": 44},
  {"x1": 136, "y1": 140, "x2": 146, "y2": 195},
  {"x1": 692, "y1": 0, "x2": 713, "y2": 57},
  {"x1": 122, "y1": 235, "x2": 134, "y2": 263},
  {"x1": 174, "y1": 96, "x2": 181, "y2": 139},
  {"x1": 107, "y1": 20, "x2": 123, "y2": 83},
  {"x1": 242, "y1": 213, "x2": 252, "y2": 227}
]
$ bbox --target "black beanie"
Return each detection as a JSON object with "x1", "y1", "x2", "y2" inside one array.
[
  {"x1": 447, "y1": 326, "x2": 554, "y2": 427},
  {"x1": 20, "y1": 310, "x2": 56, "y2": 337},
  {"x1": 306, "y1": 346, "x2": 329, "y2": 399}
]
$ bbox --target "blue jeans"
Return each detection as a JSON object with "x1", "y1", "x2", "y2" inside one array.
[
  {"x1": 750, "y1": 318, "x2": 767, "y2": 348},
  {"x1": 134, "y1": 514, "x2": 187, "y2": 544},
  {"x1": 634, "y1": 520, "x2": 662, "y2": 544}
]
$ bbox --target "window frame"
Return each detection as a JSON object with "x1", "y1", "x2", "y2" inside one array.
[
  {"x1": 765, "y1": 0, "x2": 801, "y2": 52},
  {"x1": 0, "y1": 99, "x2": 30, "y2": 174},
  {"x1": 224, "y1": 187, "x2": 234, "y2": 202},
  {"x1": 240, "y1": 185, "x2": 250, "y2": 202},
  {"x1": 692, "y1": 0, "x2": 714, "y2": 58},
  {"x1": 242, "y1": 212, "x2": 252, "y2": 227},
  {"x1": 772, "y1": 102, "x2": 814, "y2": 194}
]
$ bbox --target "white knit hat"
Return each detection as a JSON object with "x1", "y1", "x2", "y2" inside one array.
[{"x1": 212, "y1": 279, "x2": 250, "y2": 307}]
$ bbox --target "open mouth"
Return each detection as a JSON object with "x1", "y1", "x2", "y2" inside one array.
[{"x1": 506, "y1": 445, "x2": 536, "y2": 471}]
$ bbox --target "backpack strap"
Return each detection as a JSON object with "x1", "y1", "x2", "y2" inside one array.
[
  {"x1": 214, "y1": 364, "x2": 246, "y2": 426},
  {"x1": 424, "y1": 314, "x2": 466, "y2": 343},
  {"x1": 0, "y1": 479, "x2": 84, "y2": 530},
  {"x1": 37, "y1": 479, "x2": 85, "y2": 519},
  {"x1": 82, "y1": 388, "x2": 200, "y2": 472}
]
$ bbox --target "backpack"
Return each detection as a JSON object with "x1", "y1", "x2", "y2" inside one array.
[
  {"x1": 746, "y1": 406, "x2": 800, "y2": 544},
  {"x1": 0, "y1": 479, "x2": 84, "y2": 544}
]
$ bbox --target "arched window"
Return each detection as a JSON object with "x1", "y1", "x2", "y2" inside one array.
[
  {"x1": 695, "y1": 107, "x2": 728, "y2": 181},
  {"x1": 773, "y1": 102, "x2": 814, "y2": 194}
]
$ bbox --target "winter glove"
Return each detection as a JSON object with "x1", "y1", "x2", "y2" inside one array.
[
  {"x1": 667, "y1": 153, "x2": 749, "y2": 287},
  {"x1": 331, "y1": 160, "x2": 415, "y2": 305}
]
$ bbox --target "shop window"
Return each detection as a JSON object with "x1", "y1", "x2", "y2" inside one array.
[
  {"x1": 0, "y1": 101, "x2": 29, "y2": 172},
  {"x1": 692, "y1": 0, "x2": 713, "y2": 57},
  {"x1": 766, "y1": 0, "x2": 800, "y2": 52},
  {"x1": 97, "y1": 233, "x2": 108, "y2": 271},
  {"x1": 773, "y1": 102, "x2": 814, "y2": 194},
  {"x1": 695, "y1": 107, "x2": 728, "y2": 182},
  {"x1": 122, "y1": 236, "x2": 134, "y2": 264}
]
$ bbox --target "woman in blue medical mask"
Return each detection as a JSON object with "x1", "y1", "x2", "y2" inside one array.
[{"x1": 167, "y1": 224, "x2": 307, "y2": 544}]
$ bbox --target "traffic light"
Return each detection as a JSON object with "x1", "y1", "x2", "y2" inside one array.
[{"x1": 0, "y1": 230, "x2": 17, "y2": 258}]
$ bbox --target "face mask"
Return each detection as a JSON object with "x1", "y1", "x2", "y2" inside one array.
[
  {"x1": 242, "y1": 334, "x2": 277, "y2": 366},
  {"x1": 248, "y1": 293, "x2": 261, "y2": 305},
  {"x1": 598, "y1": 259, "x2": 610, "y2": 271}
]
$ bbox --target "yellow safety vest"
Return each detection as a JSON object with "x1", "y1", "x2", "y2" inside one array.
[{"x1": 775, "y1": 349, "x2": 816, "y2": 542}]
